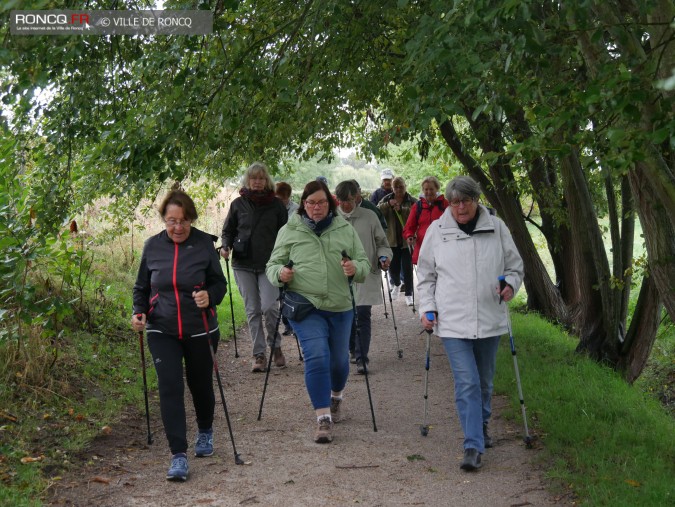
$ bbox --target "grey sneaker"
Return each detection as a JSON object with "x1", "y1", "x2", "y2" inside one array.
[
  {"x1": 166, "y1": 453, "x2": 189, "y2": 481},
  {"x1": 194, "y1": 429, "x2": 213, "y2": 457},
  {"x1": 330, "y1": 397, "x2": 342, "y2": 423},
  {"x1": 460, "y1": 448, "x2": 482, "y2": 471},
  {"x1": 314, "y1": 416, "x2": 334, "y2": 444}
]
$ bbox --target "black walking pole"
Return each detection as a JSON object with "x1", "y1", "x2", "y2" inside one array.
[
  {"x1": 224, "y1": 257, "x2": 240, "y2": 358},
  {"x1": 342, "y1": 250, "x2": 377, "y2": 432},
  {"x1": 383, "y1": 272, "x2": 403, "y2": 358},
  {"x1": 258, "y1": 260, "x2": 294, "y2": 421},
  {"x1": 136, "y1": 315, "x2": 153, "y2": 445},
  {"x1": 380, "y1": 275, "x2": 389, "y2": 319},
  {"x1": 499, "y1": 276, "x2": 533, "y2": 448},
  {"x1": 420, "y1": 312, "x2": 434, "y2": 436},
  {"x1": 201, "y1": 311, "x2": 245, "y2": 464},
  {"x1": 407, "y1": 244, "x2": 417, "y2": 313}
]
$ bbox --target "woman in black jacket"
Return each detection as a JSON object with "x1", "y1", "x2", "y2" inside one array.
[
  {"x1": 132, "y1": 190, "x2": 227, "y2": 481},
  {"x1": 221, "y1": 162, "x2": 288, "y2": 372}
]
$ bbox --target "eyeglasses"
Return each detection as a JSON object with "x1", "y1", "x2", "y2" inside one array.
[
  {"x1": 165, "y1": 218, "x2": 192, "y2": 227},
  {"x1": 449, "y1": 197, "x2": 475, "y2": 207},
  {"x1": 305, "y1": 199, "x2": 329, "y2": 208}
]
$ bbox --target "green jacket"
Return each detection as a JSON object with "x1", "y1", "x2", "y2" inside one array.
[{"x1": 266, "y1": 213, "x2": 370, "y2": 312}]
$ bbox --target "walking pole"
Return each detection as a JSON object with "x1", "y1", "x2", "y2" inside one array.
[
  {"x1": 380, "y1": 275, "x2": 389, "y2": 319},
  {"x1": 499, "y1": 276, "x2": 533, "y2": 448},
  {"x1": 258, "y1": 260, "x2": 294, "y2": 421},
  {"x1": 384, "y1": 272, "x2": 403, "y2": 359},
  {"x1": 293, "y1": 330, "x2": 304, "y2": 362},
  {"x1": 136, "y1": 315, "x2": 153, "y2": 445},
  {"x1": 420, "y1": 312, "x2": 434, "y2": 436},
  {"x1": 407, "y1": 243, "x2": 417, "y2": 313},
  {"x1": 224, "y1": 256, "x2": 240, "y2": 358},
  {"x1": 342, "y1": 250, "x2": 377, "y2": 432},
  {"x1": 201, "y1": 311, "x2": 245, "y2": 464}
]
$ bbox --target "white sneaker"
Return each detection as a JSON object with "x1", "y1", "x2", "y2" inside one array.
[
  {"x1": 405, "y1": 296, "x2": 414, "y2": 306},
  {"x1": 390, "y1": 285, "x2": 400, "y2": 298}
]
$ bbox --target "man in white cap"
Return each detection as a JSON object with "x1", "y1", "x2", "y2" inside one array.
[{"x1": 369, "y1": 168, "x2": 394, "y2": 204}]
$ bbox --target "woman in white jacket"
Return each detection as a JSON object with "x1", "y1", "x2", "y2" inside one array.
[{"x1": 417, "y1": 176, "x2": 524, "y2": 472}]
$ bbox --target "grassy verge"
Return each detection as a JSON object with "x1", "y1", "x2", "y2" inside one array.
[{"x1": 494, "y1": 311, "x2": 674, "y2": 506}]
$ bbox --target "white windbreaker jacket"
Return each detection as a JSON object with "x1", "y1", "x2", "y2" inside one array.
[{"x1": 416, "y1": 205, "x2": 524, "y2": 339}]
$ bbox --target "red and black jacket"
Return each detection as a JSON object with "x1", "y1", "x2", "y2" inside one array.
[{"x1": 132, "y1": 227, "x2": 227, "y2": 339}]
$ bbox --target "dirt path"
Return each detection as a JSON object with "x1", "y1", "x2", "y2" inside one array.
[{"x1": 48, "y1": 294, "x2": 561, "y2": 506}]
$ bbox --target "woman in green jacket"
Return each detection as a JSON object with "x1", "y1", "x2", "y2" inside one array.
[{"x1": 267, "y1": 180, "x2": 369, "y2": 444}]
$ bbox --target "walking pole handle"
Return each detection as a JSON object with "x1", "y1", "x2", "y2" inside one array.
[
  {"x1": 498, "y1": 275, "x2": 507, "y2": 304},
  {"x1": 341, "y1": 250, "x2": 354, "y2": 282},
  {"x1": 425, "y1": 312, "x2": 435, "y2": 322}
]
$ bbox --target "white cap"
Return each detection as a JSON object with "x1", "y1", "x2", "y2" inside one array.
[{"x1": 380, "y1": 168, "x2": 394, "y2": 180}]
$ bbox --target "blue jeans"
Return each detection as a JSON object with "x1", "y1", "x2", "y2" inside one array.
[
  {"x1": 290, "y1": 309, "x2": 353, "y2": 410},
  {"x1": 442, "y1": 336, "x2": 500, "y2": 453}
]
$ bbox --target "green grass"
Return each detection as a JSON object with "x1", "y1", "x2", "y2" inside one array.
[{"x1": 494, "y1": 312, "x2": 675, "y2": 506}]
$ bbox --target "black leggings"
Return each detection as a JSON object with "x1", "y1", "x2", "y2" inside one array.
[{"x1": 147, "y1": 332, "x2": 219, "y2": 454}]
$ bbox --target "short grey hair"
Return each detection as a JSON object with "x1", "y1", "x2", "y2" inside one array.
[
  {"x1": 242, "y1": 162, "x2": 274, "y2": 192},
  {"x1": 335, "y1": 180, "x2": 359, "y2": 201},
  {"x1": 445, "y1": 175, "x2": 481, "y2": 201}
]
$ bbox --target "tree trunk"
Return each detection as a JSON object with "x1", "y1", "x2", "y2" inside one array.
[
  {"x1": 618, "y1": 274, "x2": 662, "y2": 383},
  {"x1": 628, "y1": 165, "x2": 675, "y2": 321}
]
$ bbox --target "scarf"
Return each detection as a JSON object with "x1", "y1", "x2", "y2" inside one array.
[
  {"x1": 302, "y1": 212, "x2": 334, "y2": 236},
  {"x1": 240, "y1": 187, "x2": 277, "y2": 206}
]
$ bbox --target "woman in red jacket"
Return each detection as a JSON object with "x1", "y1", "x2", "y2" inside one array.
[{"x1": 403, "y1": 176, "x2": 448, "y2": 265}]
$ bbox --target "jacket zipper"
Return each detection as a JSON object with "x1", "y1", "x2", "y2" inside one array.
[{"x1": 173, "y1": 242, "x2": 183, "y2": 339}]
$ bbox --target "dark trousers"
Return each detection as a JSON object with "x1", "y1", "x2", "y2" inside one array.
[
  {"x1": 389, "y1": 247, "x2": 413, "y2": 296},
  {"x1": 349, "y1": 305, "x2": 372, "y2": 362},
  {"x1": 147, "y1": 332, "x2": 218, "y2": 454}
]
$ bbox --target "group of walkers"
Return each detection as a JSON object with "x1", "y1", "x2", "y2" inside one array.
[{"x1": 131, "y1": 164, "x2": 524, "y2": 481}]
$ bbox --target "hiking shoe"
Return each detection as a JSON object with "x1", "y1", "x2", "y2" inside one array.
[
  {"x1": 252, "y1": 354, "x2": 267, "y2": 372},
  {"x1": 405, "y1": 295, "x2": 414, "y2": 306},
  {"x1": 390, "y1": 285, "x2": 400, "y2": 298},
  {"x1": 483, "y1": 422, "x2": 493, "y2": 448},
  {"x1": 460, "y1": 448, "x2": 482, "y2": 471},
  {"x1": 282, "y1": 325, "x2": 293, "y2": 336},
  {"x1": 194, "y1": 429, "x2": 213, "y2": 457},
  {"x1": 356, "y1": 359, "x2": 369, "y2": 375},
  {"x1": 350, "y1": 351, "x2": 357, "y2": 364},
  {"x1": 330, "y1": 397, "x2": 343, "y2": 423},
  {"x1": 166, "y1": 453, "x2": 189, "y2": 481},
  {"x1": 273, "y1": 347, "x2": 286, "y2": 368},
  {"x1": 400, "y1": 283, "x2": 406, "y2": 293},
  {"x1": 314, "y1": 416, "x2": 334, "y2": 444}
]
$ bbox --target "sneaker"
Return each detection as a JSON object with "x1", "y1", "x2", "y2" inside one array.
[
  {"x1": 400, "y1": 283, "x2": 406, "y2": 293},
  {"x1": 166, "y1": 453, "x2": 189, "y2": 481},
  {"x1": 460, "y1": 448, "x2": 482, "y2": 471},
  {"x1": 314, "y1": 416, "x2": 333, "y2": 444},
  {"x1": 350, "y1": 351, "x2": 357, "y2": 364},
  {"x1": 251, "y1": 354, "x2": 267, "y2": 372},
  {"x1": 194, "y1": 429, "x2": 213, "y2": 457},
  {"x1": 390, "y1": 285, "x2": 400, "y2": 298},
  {"x1": 330, "y1": 397, "x2": 343, "y2": 423},
  {"x1": 356, "y1": 359, "x2": 369, "y2": 375},
  {"x1": 282, "y1": 326, "x2": 293, "y2": 336},
  {"x1": 273, "y1": 347, "x2": 286, "y2": 368},
  {"x1": 405, "y1": 295, "x2": 414, "y2": 306},
  {"x1": 483, "y1": 422, "x2": 493, "y2": 448}
]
